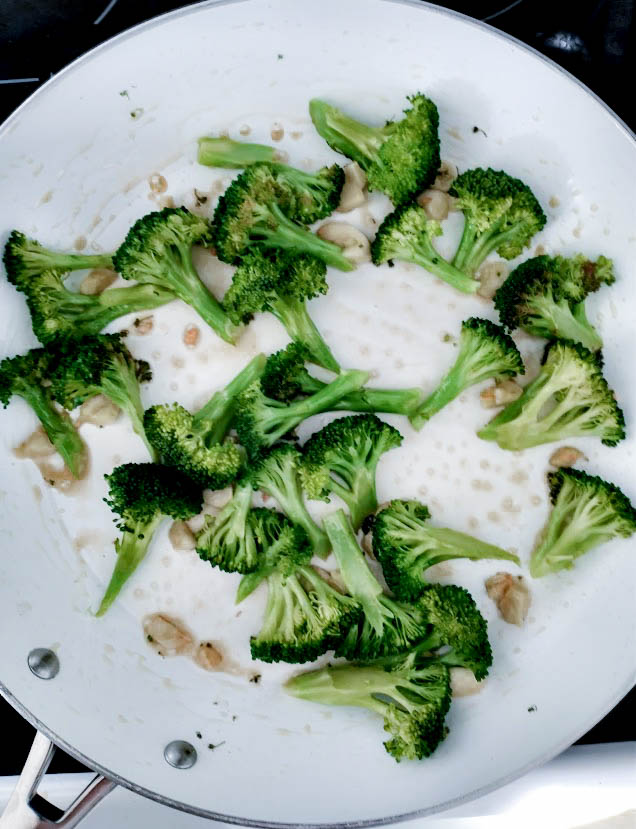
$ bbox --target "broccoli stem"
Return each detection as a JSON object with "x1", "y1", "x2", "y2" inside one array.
[
  {"x1": 197, "y1": 137, "x2": 276, "y2": 168},
  {"x1": 18, "y1": 385, "x2": 87, "y2": 478},
  {"x1": 100, "y1": 364, "x2": 157, "y2": 462},
  {"x1": 287, "y1": 663, "x2": 393, "y2": 714},
  {"x1": 194, "y1": 354, "x2": 267, "y2": 442},
  {"x1": 287, "y1": 369, "x2": 369, "y2": 422},
  {"x1": 451, "y1": 223, "x2": 479, "y2": 273},
  {"x1": 462, "y1": 222, "x2": 529, "y2": 275},
  {"x1": 410, "y1": 527, "x2": 520, "y2": 568},
  {"x1": 257, "y1": 203, "x2": 354, "y2": 272},
  {"x1": 328, "y1": 473, "x2": 377, "y2": 532},
  {"x1": 296, "y1": 372, "x2": 421, "y2": 416},
  {"x1": 271, "y1": 296, "x2": 340, "y2": 372},
  {"x1": 409, "y1": 371, "x2": 464, "y2": 430},
  {"x1": 398, "y1": 234, "x2": 479, "y2": 294},
  {"x1": 260, "y1": 469, "x2": 330, "y2": 558},
  {"x1": 323, "y1": 509, "x2": 385, "y2": 633},
  {"x1": 161, "y1": 249, "x2": 239, "y2": 343},
  {"x1": 570, "y1": 302, "x2": 603, "y2": 351},
  {"x1": 309, "y1": 100, "x2": 384, "y2": 169},
  {"x1": 45, "y1": 252, "x2": 114, "y2": 273},
  {"x1": 96, "y1": 513, "x2": 164, "y2": 615}
]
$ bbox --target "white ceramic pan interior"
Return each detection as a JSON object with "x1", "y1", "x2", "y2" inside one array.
[{"x1": 0, "y1": 0, "x2": 634, "y2": 825}]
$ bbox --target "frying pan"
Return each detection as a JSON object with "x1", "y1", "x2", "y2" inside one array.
[{"x1": 0, "y1": 0, "x2": 634, "y2": 826}]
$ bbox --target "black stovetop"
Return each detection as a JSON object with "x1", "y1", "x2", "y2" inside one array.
[{"x1": 0, "y1": 0, "x2": 634, "y2": 777}]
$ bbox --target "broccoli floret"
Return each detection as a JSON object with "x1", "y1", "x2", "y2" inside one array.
[
  {"x1": 143, "y1": 354, "x2": 266, "y2": 487},
  {"x1": 199, "y1": 144, "x2": 344, "y2": 223},
  {"x1": 235, "y1": 506, "x2": 312, "y2": 603},
  {"x1": 6, "y1": 267, "x2": 174, "y2": 345},
  {"x1": 324, "y1": 510, "x2": 492, "y2": 678},
  {"x1": 286, "y1": 652, "x2": 451, "y2": 761},
  {"x1": 223, "y1": 250, "x2": 339, "y2": 371},
  {"x1": 211, "y1": 166, "x2": 354, "y2": 271},
  {"x1": 113, "y1": 207, "x2": 238, "y2": 344},
  {"x1": 0, "y1": 349, "x2": 87, "y2": 478},
  {"x1": 410, "y1": 317, "x2": 524, "y2": 429},
  {"x1": 97, "y1": 463, "x2": 201, "y2": 615},
  {"x1": 48, "y1": 334, "x2": 156, "y2": 461},
  {"x1": 450, "y1": 168, "x2": 547, "y2": 276},
  {"x1": 530, "y1": 468, "x2": 636, "y2": 578},
  {"x1": 478, "y1": 340, "x2": 625, "y2": 450},
  {"x1": 3, "y1": 230, "x2": 113, "y2": 280},
  {"x1": 233, "y1": 369, "x2": 368, "y2": 457},
  {"x1": 251, "y1": 516, "x2": 360, "y2": 664},
  {"x1": 195, "y1": 481, "x2": 258, "y2": 573},
  {"x1": 309, "y1": 93, "x2": 440, "y2": 205},
  {"x1": 494, "y1": 254, "x2": 615, "y2": 351},
  {"x1": 246, "y1": 445, "x2": 330, "y2": 557},
  {"x1": 373, "y1": 499, "x2": 520, "y2": 601},
  {"x1": 323, "y1": 509, "x2": 433, "y2": 660},
  {"x1": 197, "y1": 136, "x2": 277, "y2": 167},
  {"x1": 371, "y1": 204, "x2": 480, "y2": 294},
  {"x1": 414, "y1": 583, "x2": 492, "y2": 680},
  {"x1": 261, "y1": 344, "x2": 422, "y2": 416},
  {"x1": 300, "y1": 414, "x2": 403, "y2": 530}
]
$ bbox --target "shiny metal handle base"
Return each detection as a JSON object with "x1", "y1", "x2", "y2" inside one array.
[{"x1": 0, "y1": 732, "x2": 116, "y2": 829}]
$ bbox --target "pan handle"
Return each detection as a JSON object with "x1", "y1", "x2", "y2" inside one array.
[{"x1": 0, "y1": 731, "x2": 116, "y2": 829}]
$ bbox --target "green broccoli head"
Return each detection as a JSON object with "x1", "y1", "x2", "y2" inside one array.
[
  {"x1": 251, "y1": 562, "x2": 361, "y2": 664},
  {"x1": 371, "y1": 204, "x2": 480, "y2": 294},
  {"x1": 260, "y1": 343, "x2": 318, "y2": 402},
  {"x1": 416, "y1": 583, "x2": 492, "y2": 680},
  {"x1": 372, "y1": 499, "x2": 519, "y2": 601},
  {"x1": 211, "y1": 167, "x2": 353, "y2": 271},
  {"x1": 530, "y1": 467, "x2": 636, "y2": 578},
  {"x1": 195, "y1": 481, "x2": 258, "y2": 573},
  {"x1": 97, "y1": 462, "x2": 202, "y2": 615},
  {"x1": 300, "y1": 414, "x2": 403, "y2": 530},
  {"x1": 494, "y1": 254, "x2": 614, "y2": 351},
  {"x1": 478, "y1": 340, "x2": 625, "y2": 450},
  {"x1": 113, "y1": 207, "x2": 238, "y2": 344},
  {"x1": 0, "y1": 347, "x2": 88, "y2": 478},
  {"x1": 309, "y1": 93, "x2": 440, "y2": 205},
  {"x1": 410, "y1": 317, "x2": 524, "y2": 429},
  {"x1": 7, "y1": 267, "x2": 174, "y2": 345},
  {"x1": 246, "y1": 444, "x2": 330, "y2": 557},
  {"x1": 267, "y1": 162, "x2": 345, "y2": 224},
  {"x1": 286, "y1": 653, "x2": 451, "y2": 762},
  {"x1": 143, "y1": 403, "x2": 244, "y2": 489},
  {"x1": 223, "y1": 249, "x2": 338, "y2": 371},
  {"x1": 450, "y1": 168, "x2": 546, "y2": 275},
  {"x1": 3, "y1": 229, "x2": 113, "y2": 282},
  {"x1": 48, "y1": 333, "x2": 156, "y2": 460}
]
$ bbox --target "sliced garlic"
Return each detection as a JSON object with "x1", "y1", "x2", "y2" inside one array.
[
  {"x1": 77, "y1": 394, "x2": 121, "y2": 426},
  {"x1": 477, "y1": 261, "x2": 509, "y2": 299},
  {"x1": 337, "y1": 162, "x2": 368, "y2": 212},
  {"x1": 143, "y1": 614, "x2": 195, "y2": 656},
  {"x1": 485, "y1": 572, "x2": 531, "y2": 626},
  {"x1": 79, "y1": 268, "x2": 118, "y2": 296},
  {"x1": 480, "y1": 379, "x2": 523, "y2": 409},
  {"x1": 416, "y1": 189, "x2": 450, "y2": 221},
  {"x1": 193, "y1": 641, "x2": 224, "y2": 671},
  {"x1": 316, "y1": 222, "x2": 371, "y2": 264},
  {"x1": 432, "y1": 160, "x2": 458, "y2": 193},
  {"x1": 168, "y1": 520, "x2": 196, "y2": 551},
  {"x1": 549, "y1": 446, "x2": 585, "y2": 468},
  {"x1": 203, "y1": 487, "x2": 233, "y2": 508},
  {"x1": 14, "y1": 427, "x2": 56, "y2": 460},
  {"x1": 450, "y1": 667, "x2": 486, "y2": 697}
]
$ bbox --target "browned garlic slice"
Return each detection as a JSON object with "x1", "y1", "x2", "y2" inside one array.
[
  {"x1": 316, "y1": 222, "x2": 371, "y2": 264},
  {"x1": 485, "y1": 572, "x2": 531, "y2": 626}
]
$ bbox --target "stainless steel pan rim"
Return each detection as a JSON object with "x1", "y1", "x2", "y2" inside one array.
[{"x1": 0, "y1": 0, "x2": 634, "y2": 825}]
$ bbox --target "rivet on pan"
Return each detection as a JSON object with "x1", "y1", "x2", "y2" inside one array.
[
  {"x1": 27, "y1": 648, "x2": 60, "y2": 680},
  {"x1": 164, "y1": 740, "x2": 197, "y2": 769}
]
